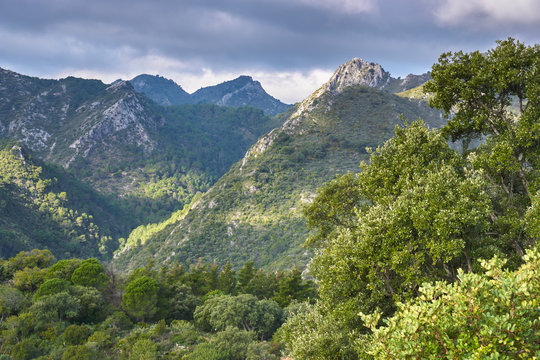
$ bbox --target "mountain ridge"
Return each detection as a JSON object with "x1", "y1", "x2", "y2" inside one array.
[{"x1": 129, "y1": 74, "x2": 291, "y2": 116}]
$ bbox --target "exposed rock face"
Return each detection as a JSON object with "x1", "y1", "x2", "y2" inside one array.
[
  {"x1": 325, "y1": 58, "x2": 392, "y2": 93},
  {"x1": 0, "y1": 69, "x2": 158, "y2": 168},
  {"x1": 397, "y1": 72, "x2": 431, "y2": 91},
  {"x1": 67, "y1": 82, "x2": 156, "y2": 165}
]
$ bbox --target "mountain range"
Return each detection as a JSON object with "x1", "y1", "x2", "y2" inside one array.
[
  {"x1": 0, "y1": 59, "x2": 439, "y2": 270},
  {"x1": 113, "y1": 59, "x2": 443, "y2": 270},
  {"x1": 130, "y1": 74, "x2": 291, "y2": 116}
]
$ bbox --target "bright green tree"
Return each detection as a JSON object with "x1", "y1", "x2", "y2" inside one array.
[
  {"x1": 364, "y1": 247, "x2": 540, "y2": 359},
  {"x1": 45, "y1": 259, "x2": 82, "y2": 281},
  {"x1": 33, "y1": 278, "x2": 70, "y2": 301},
  {"x1": 7, "y1": 249, "x2": 56, "y2": 273},
  {"x1": 287, "y1": 121, "x2": 493, "y2": 359},
  {"x1": 121, "y1": 276, "x2": 160, "y2": 321},
  {"x1": 129, "y1": 338, "x2": 157, "y2": 360},
  {"x1": 70, "y1": 258, "x2": 108, "y2": 290}
]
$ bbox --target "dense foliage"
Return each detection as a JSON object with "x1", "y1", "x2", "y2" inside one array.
[
  {"x1": 282, "y1": 38, "x2": 540, "y2": 359},
  {"x1": 364, "y1": 248, "x2": 540, "y2": 359},
  {"x1": 0, "y1": 250, "x2": 316, "y2": 359},
  {"x1": 0, "y1": 143, "x2": 128, "y2": 259}
]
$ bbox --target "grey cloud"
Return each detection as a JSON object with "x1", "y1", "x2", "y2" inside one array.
[{"x1": 0, "y1": 0, "x2": 539, "y2": 96}]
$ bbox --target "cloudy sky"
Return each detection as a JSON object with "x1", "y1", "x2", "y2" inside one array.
[{"x1": 1, "y1": 0, "x2": 539, "y2": 103}]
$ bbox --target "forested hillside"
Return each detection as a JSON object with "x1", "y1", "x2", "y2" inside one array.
[
  {"x1": 0, "y1": 141, "x2": 131, "y2": 259},
  {"x1": 115, "y1": 59, "x2": 445, "y2": 271},
  {"x1": 0, "y1": 250, "x2": 315, "y2": 359},
  {"x1": 0, "y1": 69, "x2": 283, "y2": 259}
]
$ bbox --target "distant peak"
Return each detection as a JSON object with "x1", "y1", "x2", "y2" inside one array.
[
  {"x1": 236, "y1": 75, "x2": 253, "y2": 81},
  {"x1": 325, "y1": 58, "x2": 391, "y2": 93}
]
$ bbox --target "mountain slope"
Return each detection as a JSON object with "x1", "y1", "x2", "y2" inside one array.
[
  {"x1": 0, "y1": 68, "x2": 282, "y2": 227},
  {"x1": 190, "y1": 76, "x2": 291, "y2": 116},
  {"x1": 115, "y1": 58, "x2": 444, "y2": 270},
  {"x1": 0, "y1": 142, "x2": 131, "y2": 259}
]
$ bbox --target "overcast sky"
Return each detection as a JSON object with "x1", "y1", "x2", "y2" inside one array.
[{"x1": 1, "y1": 0, "x2": 539, "y2": 103}]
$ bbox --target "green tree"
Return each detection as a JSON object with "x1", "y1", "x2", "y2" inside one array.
[
  {"x1": 45, "y1": 258, "x2": 82, "y2": 281},
  {"x1": 209, "y1": 327, "x2": 256, "y2": 360},
  {"x1": 0, "y1": 285, "x2": 29, "y2": 318},
  {"x1": 64, "y1": 324, "x2": 91, "y2": 345},
  {"x1": 273, "y1": 268, "x2": 316, "y2": 307},
  {"x1": 308, "y1": 121, "x2": 492, "y2": 310},
  {"x1": 425, "y1": 38, "x2": 540, "y2": 264},
  {"x1": 288, "y1": 121, "x2": 494, "y2": 360},
  {"x1": 70, "y1": 258, "x2": 108, "y2": 290},
  {"x1": 29, "y1": 291, "x2": 80, "y2": 324},
  {"x1": 61, "y1": 345, "x2": 93, "y2": 360},
  {"x1": 129, "y1": 338, "x2": 157, "y2": 360},
  {"x1": 194, "y1": 294, "x2": 283, "y2": 340},
  {"x1": 71, "y1": 285, "x2": 106, "y2": 323},
  {"x1": 183, "y1": 342, "x2": 229, "y2": 360},
  {"x1": 364, "y1": 247, "x2": 540, "y2": 359},
  {"x1": 237, "y1": 262, "x2": 256, "y2": 293},
  {"x1": 10, "y1": 337, "x2": 41, "y2": 360},
  {"x1": 159, "y1": 282, "x2": 199, "y2": 320},
  {"x1": 217, "y1": 262, "x2": 236, "y2": 295},
  {"x1": 33, "y1": 278, "x2": 70, "y2": 301},
  {"x1": 7, "y1": 249, "x2": 56, "y2": 274},
  {"x1": 121, "y1": 276, "x2": 160, "y2": 321},
  {"x1": 12, "y1": 267, "x2": 48, "y2": 292}
]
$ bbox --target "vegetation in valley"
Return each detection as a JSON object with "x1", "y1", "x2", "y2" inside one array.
[{"x1": 0, "y1": 38, "x2": 539, "y2": 360}]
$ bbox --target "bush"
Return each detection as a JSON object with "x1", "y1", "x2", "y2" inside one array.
[{"x1": 64, "y1": 324, "x2": 91, "y2": 345}]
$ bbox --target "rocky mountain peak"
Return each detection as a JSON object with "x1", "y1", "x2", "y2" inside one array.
[{"x1": 325, "y1": 58, "x2": 391, "y2": 93}]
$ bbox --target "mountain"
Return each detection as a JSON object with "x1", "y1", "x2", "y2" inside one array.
[
  {"x1": 114, "y1": 58, "x2": 443, "y2": 270},
  {"x1": 130, "y1": 74, "x2": 191, "y2": 106},
  {"x1": 0, "y1": 67, "x2": 282, "y2": 241},
  {"x1": 320, "y1": 57, "x2": 431, "y2": 94},
  {"x1": 129, "y1": 74, "x2": 291, "y2": 116},
  {"x1": 191, "y1": 76, "x2": 291, "y2": 116}
]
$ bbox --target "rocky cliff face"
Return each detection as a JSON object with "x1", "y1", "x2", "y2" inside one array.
[
  {"x1": 0, "y1": 70, "x2": 159, "y2": 169},
  {"x1": 325, "y1": 58, "x2": 392, "y2": 93},
  {"x1": 191, "y1": 76, "x2": 292, "y2": 116},
  {"x1": 66, "y1": 81, "x2": 157, "y2": 166}
]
